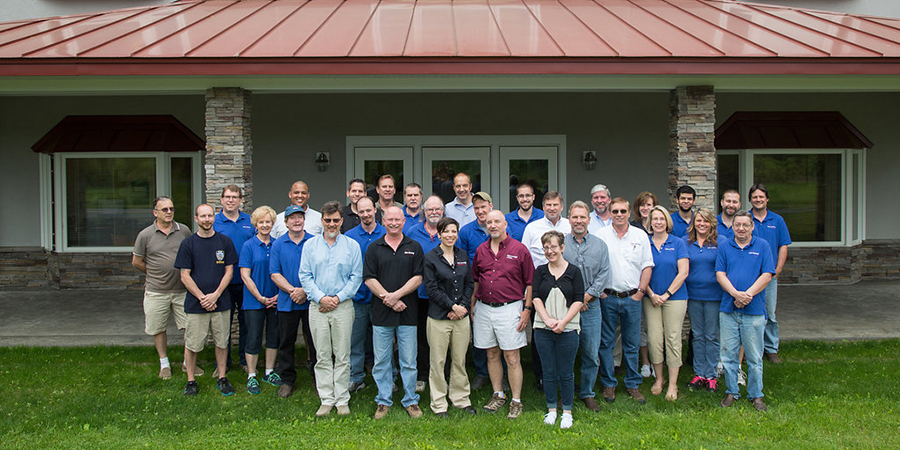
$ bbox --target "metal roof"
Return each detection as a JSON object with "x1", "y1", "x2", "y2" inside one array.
[{"x1": 2, "y1": 0, "x2": 900, "y2": 76}]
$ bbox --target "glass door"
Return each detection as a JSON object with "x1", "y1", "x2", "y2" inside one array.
[
  {"x1": 353, "y1": 147, "x2": 413, "y2": 204},
  {"x1": 422, "y1": 147, "x2": 490, "y2": 204},
  {"x1": 500, "y1": 146, "x2": 557, "y2": 212}
]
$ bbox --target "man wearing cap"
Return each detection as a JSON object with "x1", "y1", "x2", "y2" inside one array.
[
  {"x1": 457, "y1": 192, "x2": 493, "y2": 262},
  {"x1": 505, "y1": 183, "x2": 544, "y2": 242},
  {"x1": 272, "y1": 180, "x2": 323, "y2": 238}
]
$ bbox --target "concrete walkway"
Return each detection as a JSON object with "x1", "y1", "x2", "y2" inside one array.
[{"x1": 1, "y1": 281, "x2": 898, "y2": 347}]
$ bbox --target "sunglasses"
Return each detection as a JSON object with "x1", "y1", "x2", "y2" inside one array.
[
  {"x1": 322, "y1": 218, "x2": 341, "y2": 224},
  {"x1": 610, "y1": 209, "x2": 628, "y2": 215},
  {"x1": 157, "y1": 207, "x2": 174, "y2": 213}
]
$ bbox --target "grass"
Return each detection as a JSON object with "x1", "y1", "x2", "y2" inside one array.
[{"x1": 2, "y1": 340, "x2": 899, "y2": 449}]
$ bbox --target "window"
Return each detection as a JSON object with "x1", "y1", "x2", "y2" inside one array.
[{"x1": 52, "y1": 152, "x2": 201, "y2": 252}]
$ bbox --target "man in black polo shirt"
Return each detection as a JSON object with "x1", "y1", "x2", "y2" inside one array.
[{"x1": 364, "y1": 206, "x2": 425, "y2": 420}]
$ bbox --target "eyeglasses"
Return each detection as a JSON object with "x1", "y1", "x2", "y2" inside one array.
[
  {"x1": 222, "y1": 195, "x2": 241, "y2": 200},
  {"x1": 156, "y1": 207, "x2": 174, "y2": 213},
  {"x1": 322, "y1": 218, "x2": 341, "y2": 224},
  {"x1": 733, "y1": 223, "x2": 752, "y2": 229},
  {"x1": 610, "y1": 209, "x2": 628, "y2": 215},
  {"x1": 542, "y1": 245, "x2": 560, "y2": 251}
]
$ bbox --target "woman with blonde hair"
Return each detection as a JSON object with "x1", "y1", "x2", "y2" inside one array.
[{"x1": 685, "y1": 209, "x2": 723, "y2": 392}]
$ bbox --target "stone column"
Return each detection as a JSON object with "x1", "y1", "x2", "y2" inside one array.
[
  {"x1": 668, "y1": 86, "x2": 716, "y2": 211},
  {"x1": 205, "y1": 87, "x2": 253, "y2": 210}
]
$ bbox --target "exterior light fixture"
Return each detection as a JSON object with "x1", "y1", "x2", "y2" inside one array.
[
  {"x1": 316, "y1": 152, "x2": 330, "y2": 172},
  {"x1": 583, "y1": 151, "x2": 597, "y2": 170}
]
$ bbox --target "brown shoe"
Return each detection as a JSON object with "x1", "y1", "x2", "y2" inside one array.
[
  {"x1": 374, "y1": 404, "x2": 390, "y2": 419},
  {"x1": 159, "y1": 366, "x2": 172, "y2": 380},
  {"x1": 277, "y1": 383, "x2": 294, "y2": 398},
  {"x1": 766, "y1": 353, "x2": 782, "y2": 364},
  {"x1": 507, "y1": 400, "x2": 523, "y2": 419},
  {"x1": 405, "y1": 404, "x2": 423, "y2": 418},
  {"x1": 751, "y1": 397, "x2": 767, "y2": 411},
  {"x1": 602, "y1": 387, "x2": 616, "y2": 403},
  {"x1": 719, "y1": 394, "x2": 735, "y2": 408},
  {"x1": 582, "y1": 397, "x2": 600, "y2": 412},
  {"x1": 626, "y1": 388, "x2": 646, "y2": 404},
  {"x1": 483, "y1": 393, "x2": 507, "y2": 412}
]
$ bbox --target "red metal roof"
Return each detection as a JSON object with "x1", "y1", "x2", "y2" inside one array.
[{"x1": 2, "y1": 0, "x2": 900, "y2": 76}]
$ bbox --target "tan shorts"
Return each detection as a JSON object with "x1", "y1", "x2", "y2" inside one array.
[
  {"x1": 143, "y1": 290, "x2": 187, "y2": 335},
  {"x1": 184, "y1": 311, "x2": 230, "y2": 353}
]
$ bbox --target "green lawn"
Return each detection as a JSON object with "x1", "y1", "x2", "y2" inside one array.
[{"x1": 2, "y1": 340, "x2": 899, "y2": 449}]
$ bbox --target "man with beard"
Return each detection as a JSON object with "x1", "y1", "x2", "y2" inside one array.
[
  {"x1": 272, "y1": 180, "x2": 322, "y2": 238},
  {"x1": 671, "y1": 185, "x2": 695, "y2": 239},
  {"x1": 505, "y1": 183, "x2": 544, "y2": 242},
  {"x1": 587, "y1": 184, "x2": 613, "y2": 234},
  {"x1": 342, "y1": 178, "x2": 381, "y2": 233},
  {"x1": 407, "y1": 196, "x2": 445, "y2": 392},
  {"x1": 717, "y1": 189, "x2": 741, "y2": 241}
]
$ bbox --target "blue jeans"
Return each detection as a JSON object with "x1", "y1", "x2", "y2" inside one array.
[
  {"x1": 599, "y1": 296, "x2": 642, "y2": 389},
  {"x1": 719, "y1": 312, "x2": 765, "y2": 399},
  {"x1": 534, "y1": 329, "x2": 579, "y2": 411},
  {"x1": 578, "y1": 300, "x2": 602, "y2": 399},
  {"x1": 688, "y1": 300, "x2": 720, "y2": 379},
  {"x1": 373, "y1": 325, "x2": 419, "y2": 408},
  {"x1": 764, "y1": 278, "x2": 779, "y2": 354},
  {"x1": 350, "y1": 302, "x2": 374, "y2": 384}
]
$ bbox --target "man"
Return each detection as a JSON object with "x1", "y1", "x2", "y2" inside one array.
[
  {"x1": 749, "y1": 184, "x2": 792, "y2": 364},
  {"x1": 270, "y1": 205, "x2": 317, "y2": 398},
  {"x1": 300, "y1": 201, "x2": 363, "y2": 416},
  {"x1": 716, "y1": 210, "x2": 775, "y2": 412},
  {"x1": 472, "y1": 210, "x2": 534, "y2": 419},
  {"x1": 342, "y1": 178, "x2": 382, "y2": 233},
  {"x1": 521, "y1": 191, "x2": 569, "y2": 267},
  {"x1": 406, "y1": 195, "x2": 445, "y2": 392},
  {"x1": 175, "y1": 204, "x2": 238, "y2": 396},
  {"x1": 364, "y1": 207, "x2": 425, "y2": 419},
  {"x1": 213, "y1": 185, "x2": 256, "y2": 373},
  {"x1": 587, "y1": 184, "x2": 613, "y2": 234},
  {"x1": 671, "y1": 185, "x2": 695, "y2": 239},
  {"x1": 375, "y1": 174, "x2": 403, "y2": 212},
  {"x1": 272, "y1": 180, "x2": 323, "y2": 238},
  {"x1": 563, "y1": 200, "x2": 610, "y2": 412},
  {"x1": 505, "y1": 183, "x2": 544, "y2": 242},
  {"x1": 457, "y1": 192, "x2": 493, "y2": 262},
  {"x1": 445, "y1": 173, "x2": 476, "y2": 227},
  {"x1": 594, "y1": 198, "x2": 653, "y2": 404},
  {"x1": 717, "y1": 189, "x2": 741, "y2": 240},
  {"x1": 132, "y1": 196, "x2": 194, "y2": 379},
  {"x1": 402, "y1": 183, "x2": 425, "y2": 233},
  {"x1": 344, "y1": 197, "x2": 386, "y2": 394}
]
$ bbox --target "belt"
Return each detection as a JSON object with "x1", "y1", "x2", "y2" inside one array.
[
  {"x1": 604, "y1": 288, "x2": 638, "y2": 298},
  {"x1": 480, "y1": 299, "x2": 522, "y2": 308}
]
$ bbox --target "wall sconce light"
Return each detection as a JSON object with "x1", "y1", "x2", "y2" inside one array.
[
  {"x1": 583, "y1": 151, "x2": 597, "y2": 171},
  {"x1": 315, "y1": 152, "x2": 330, "y2": 172}
]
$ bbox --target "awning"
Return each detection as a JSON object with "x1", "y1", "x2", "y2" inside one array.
[
  {"x1": 715, "y1": 111, "x2": 873, "y2": 149},
  {"x1": 31, "y1": 115, "x2": 205, "y2": 153}
]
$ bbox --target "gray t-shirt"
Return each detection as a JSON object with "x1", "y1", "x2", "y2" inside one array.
[{"x1": 133, "y1": 221, "x2": 192, "y2": 292}]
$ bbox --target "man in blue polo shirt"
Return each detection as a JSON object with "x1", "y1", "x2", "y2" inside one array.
[
  {"x1": 214, "y1": 185, "x2": 256, "y2": 373},
  {"x1": 717, "y1": 189, "x2": 741, "y2": 241},
  {"x1": 505, "y1": 183, "x2": 544, "y2": 242},
  {"x1": 671, "y1": 185, "x2": 695, "y2": 239},
  {"x1": 270, "y1": 205, "x2": 316, "y2": 398},
  {"x1": 715, "y1": 210, "x2": 775, "y2": 412},
  {"x1": 749, "y1": 184, "x2": 791, "y2": 364},
  {"x1": 457, "y1": 192, "x2": 493, "y2": 262},
  {"x1": 402, "y1": 183, "x2": 425, "y2": 233}
]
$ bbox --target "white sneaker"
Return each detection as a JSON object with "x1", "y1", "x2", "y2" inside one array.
[
  {"x1": 737, "y1": 369, "x2": 747, "y2": 386},
  {"x1": 716, "y1": 361, "x2": 725, "y2": 378},
  {"x1": 640, "y1": 364, "x2": 651, "y2": 378},
  {"x1": 560, "y1": 412, "x2": 573, "y2": 429},
  {"x1": 415, "y1": 380, "x2": 426, "y2": 393},
  {"x1": 543, "y1": 411, "x2": 557, "y2": 425}
]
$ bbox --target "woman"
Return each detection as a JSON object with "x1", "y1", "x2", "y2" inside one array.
[
  {"x1": 238, "y1": 205, "x2": 281, "y2": 394},
  {"x1": 532, "y1": 230, "x2": 583, "y2": 429},
  {"x1": 423, "y1": 217, "x2": 476, "y2": 417},
  {"x1": 631, "y1": 191, "x2": 659, "y2": 235},
  {"x1": 645, "y1": 206, "x2": 689, "y2": 401},
  {"x1": 685, "y1": 209, "x2": 723, "y2": 392}
]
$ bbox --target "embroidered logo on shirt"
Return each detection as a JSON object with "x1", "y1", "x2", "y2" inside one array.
[
  {"x1": 506, "y1": 254, "x2": 518, "y2": 260},
  {"x1": 457, "y1": 261, "x2": 468, "y2": 266},
  {"x1": 216, "y1": 250, "x2": 225, "y2": 262},
  {"x1": 404, "y1": 250, "x2": 416, "y2": 256},
  {"x1": 748, "y1": 251, "x2": 760, "y2": 256}
]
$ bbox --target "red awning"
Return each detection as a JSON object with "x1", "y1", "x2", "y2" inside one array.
[
  {"x1": 715, "y1": 111, "x2": 873, "y2": 149},
  {"x1": 2, "y1": 0, "x2": 900, "y2": 76},
  {"x1": 31, "y1": 115, "x2": 205, "y2": 153}
]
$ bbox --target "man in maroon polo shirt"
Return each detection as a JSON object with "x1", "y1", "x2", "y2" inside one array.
[{"x1": 471, "y1": 210, "x2": 534, "y2": 419}]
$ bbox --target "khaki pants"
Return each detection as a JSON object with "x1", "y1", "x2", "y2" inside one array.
[
  {"x1": 643, "y1": 298, "x2": 687, "y2": 368},
  {"x1": 309, "y1": 300, "x2": 354, "y2": 406},
  {"x1": 426, "y1": 317, "x2": 472, "y2": 413}
]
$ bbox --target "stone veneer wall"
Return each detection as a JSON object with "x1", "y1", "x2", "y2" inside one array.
[
  {"x1": 0, "y1": 248, "x2": 142, "y2": 289},
  {"x1": 205, "y1": 87, "x2": 253, "y2": 209},
  {"x1": 668, "y1": 86, "x2": 717, "y2": 211}
]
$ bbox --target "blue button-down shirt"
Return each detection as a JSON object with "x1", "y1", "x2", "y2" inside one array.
[
  {"x1": 457, "y1": 220, "x2": 489, "y2": 262},
  {"x1": 563, "y1": 233, "x2": 610, "y2": 299},
  {"x1": 505, "y1": 207, "x2": 544, "y2": 242},
  {"x1": 407, "y1": 222, "x2": 442, "y2": 298},
  {"x1": 214, "y1": 210, "x2": 256, "y2": 284},
  {"x1": 345, "y1": 223, "x2": 386, "y2": 304},
  {"x1": 445, "y1": 198, "x2": 475, "y2": 228},
  {"x1": 270, "y1": 232, "x2": 313, "y2": 311},
  {"x1": 299, "y1": 234, "x2": 363, "y2": 304}
]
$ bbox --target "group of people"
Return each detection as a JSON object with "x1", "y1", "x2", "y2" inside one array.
[{"x1": 131, "y1": 172, "x2": 790, "y2": 427}]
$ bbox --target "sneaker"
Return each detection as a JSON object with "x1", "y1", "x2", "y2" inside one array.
[
  {"x1": 262, "y1": 372, "x2": 282, "y2": 386},
  {"x1": 706, "y1": 378, "x2": 719, "y2": 392},
  {"x1": 560, "y1": 412, "x2": 573, "y2": 429},
  {"x1": 738, "y1": 369, "x2": 747, "y2": 386},
  {"x1": 277, "y1": 383, "x2": 294, "y2": 398},
  {"x1": 336, "y1": 404, "x2": 351, "y2": 416},
  {"x1": 716, "y1": 361, "x2": 725, "y2": 378},
  {"x1": 687, "y1": 375, "x2": 707, "y2": 390},
  {"x1": 640, "y1": 364, "x2": 651, "y2": 378},
  {"x1": 183, "y1": 380, "x2": 198, "y2": 396},
  {"x1": 217, "y1": 377, "x2": 235, "y2": 396},
  {"x1": 405, "y1": 404, "x2": 423, "y2": 418},
  {"x1": 415, "y1": 380, "x2": 426, "y2": 393},
  {"x1": 182, "y1": 363, "x2": 204, "y2": 377},
  {"x1": 375, "y1": 404, "x2": 390, "y2": 420},
  {"x1": 159, "y1": 366, "x2": 172, "y2": 380},
  {"x1": 315, "y1": 405, "x2": 334, "y2": 417},
  {"x1": 247, "y1": 376, "x2": 261, "y2": 395},
  {"x1": 349, "y1": 381, "x2": 366, "y2": 394},
  {"x1": 471, "y1": 375, "x2": 490, "y2": 391},
  {"x1": 483, "y1": 393, "x2": 507, "y2": 413},
  {"x1": 543, "y1": 411, "x2": 557, "y2": 425},
  {"x1": 507, "y1": 400, "x2": 523, "y2": 419}
]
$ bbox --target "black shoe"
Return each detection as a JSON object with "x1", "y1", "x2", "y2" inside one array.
[
  {"x1": 435, "y1": 411, "x2": 449, "y2": 418},
  {"x1": 183, "y1": 381, "x2": 199, "y2": 396},
  {"x1": 463, "y1": 405, "x2": 477, "y2": 415},
  {"x1": 471, "y1": 375, "x2": 490, "y2": 391},
  {"x1": 217, "y1": 377, "x2": 235, "y2": 396}
]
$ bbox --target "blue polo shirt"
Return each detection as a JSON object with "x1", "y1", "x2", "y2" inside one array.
[
  {"x1": 269, "y1": 232, "x2": 313, "y2": 312},
  {"x1": 505, "y1": 207, "x2": 544, "y2": 242},
  {"x1": 671, "y1": 211, "x2": 692, "y2": 239},
  {"x1": 345, "y1": 223, "x2": 386, "y2": 304},
  {"x1": 402, "y1": 206, "x2": 424, "y2": 234},
  {"x1": 649, "y1": 234, "x2": 689, "y2": 300},
  {"x1": 685, "y1": 239, "x2": 722, "y2": 301},
  {"x1": 214, "y1": 210, "x2": 256, "y2": 284},
  {"x1": 715, "y1": 237, "x2": 775, "y2": 315},
  {"x1": 238, "y1": 236, "x2": 277, "y2": 310},
  {"x1": 407, "y1": 222, "x2": 442, "y2": 298},
  {"x1": 716, "y1": 213, "x2": 734, "y2": 241},
  {"x1": 457, "y1": 220, "x2": 489, "y2": 262},
  {"x1": 752, "y1": 209, "x2": 792, "y2": 260}
]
